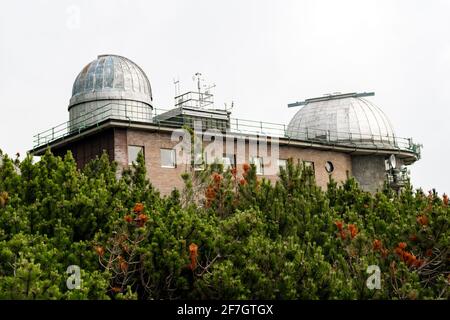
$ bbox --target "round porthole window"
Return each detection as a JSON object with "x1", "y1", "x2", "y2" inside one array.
[{"x1": 325, "y1": 161, "x2": 334, "y2": 173}]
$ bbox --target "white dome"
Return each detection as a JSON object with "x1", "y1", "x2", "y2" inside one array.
[{"x1": 286, "y1": 93, "x2": 397, "y2": 148}]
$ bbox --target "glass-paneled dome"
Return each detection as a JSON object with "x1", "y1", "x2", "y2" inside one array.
[{"x1": 286, "y1": 93, "x2": 397, "y2": 148}]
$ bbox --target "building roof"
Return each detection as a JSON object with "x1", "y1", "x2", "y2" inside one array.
[{"x1": 69, "y1": 54, "x2": 152, "y2": 109}]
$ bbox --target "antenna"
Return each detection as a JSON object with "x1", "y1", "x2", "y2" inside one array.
[
  {"x1": 175, "y1": 73, "x2": 216, "y2": 109},
  {"x1": 224, "y1": 101, "x2": 234, "y2": 111},
  {"x1": 173, "y1": 78, "x2": 180, "y2": 97},
  {"x1": 194, "y1": 72, "x2": 202, "y2": 95},
  {"x1": 204, "y1": 83, "x2": 216, "y2": 94}
]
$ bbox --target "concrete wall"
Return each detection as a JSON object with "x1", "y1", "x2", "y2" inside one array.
[{"x1": 351, "y1": 155, "x2": 387, "y2": 193}]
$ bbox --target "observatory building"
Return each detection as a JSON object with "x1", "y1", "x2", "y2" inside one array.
[{"x1": 30, "y1": 55, "x2": 421, "y2": 194}]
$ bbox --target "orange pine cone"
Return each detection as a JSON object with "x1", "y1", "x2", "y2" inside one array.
[
  {"x1": 398, "y1": 242, "x2": 407, "y2": 250},
  {"x1": 212, "y1": 173, "x2": 222, "y2": 183},
  {"x1": 335, "y1": 221, "x2": 343, "y2": 231},
  {"x1": 189, "y1": 243, "x2": 199, "y2": 270},
  {"x1": 205, "y1": 186, "x2": 216, "y2": 199},
  {"x1": 120, "y1": 261, "x2": 128, "y2": 272},
  {"x1": 403, "y1": 252, "x2": 416, "y2": 266},
  {"x1": 243, "y1": 163, "x2": 250, "y2": 172},
  {"x1": 348, "y1": 224, "x2": 358, "y2": 239},
  {"x1": 394, "y1": 247, "x2": 403, "y2": 257},
  {"x1": 94, "y1": 246, "x2": 105, "y2": 257},
  {"x1": 416, "y1": 215, "x2": 428, "y2": 226},
  {"x1": 133, "y1": 202, "x2": 144, "y2": 213},
  {"x1": 413, "y1": 259, "x2": 424, "y2": 268},
  {"x1": 373, "y1": 239, "x2": 382, "y2": 251},
  {"x1": 138, "y1": 214, "x2": 148, "y2": 223},
  {"x1": 443, "y1": 193, "x2": 449, "y2": 206}
]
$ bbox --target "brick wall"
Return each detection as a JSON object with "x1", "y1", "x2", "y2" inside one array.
[
  {"x1": 120, "y1": 129, "x2": 187, "y2": 195},
  {"x1": 117, "y1": 129, "x2": 353, "y2": 195}
]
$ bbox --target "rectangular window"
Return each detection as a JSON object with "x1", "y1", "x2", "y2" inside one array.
[
  {"x1": 160, "y1": 149, "x2": 176, "y2": 168},
  {"x1": 128, "y1": 145, "x2": 144, "y2": 165},
  {"x1": 251, "y1": 156, "x2": 264, "y2": 175},
  {"x1": 277, "y1": 159, "x2": 287, "y2": 172},
  {"x1": 222, "y1": 154, "x2": 235, "y2": 170},
  {"x1": 194, "y1": 152, "x2": 206, "y2": 171},
  {"x1": 303, "y1": 160, "x2": 315, "y2": 174}
]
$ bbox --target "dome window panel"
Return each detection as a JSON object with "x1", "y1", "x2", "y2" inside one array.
[{"x1": 103, "y1": 57, "x2": 114, "y2": 88}]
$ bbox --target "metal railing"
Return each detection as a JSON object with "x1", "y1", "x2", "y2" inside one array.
[{"x1": 33, "y1": 102, "x2": 421, "y2": 158}]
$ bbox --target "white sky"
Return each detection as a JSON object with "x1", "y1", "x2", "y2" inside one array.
[{"x1": 1, "y1": 0, "x2": 449, "y2": 193}]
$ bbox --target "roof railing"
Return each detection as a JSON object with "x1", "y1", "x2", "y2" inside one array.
[{"x1": 32, "y1": 102, "x2": 421, "y2": 159}]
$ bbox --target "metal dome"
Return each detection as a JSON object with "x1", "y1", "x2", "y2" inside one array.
[
  {"x1": 286, "y1": 92, "x2": 397, "y2": 148},
  {"x1": 68, "y1": 55, "x2": 153, "y2": 130},
  {"x1": 70, "y1": 54, "x2": 152, "y2": 108}
]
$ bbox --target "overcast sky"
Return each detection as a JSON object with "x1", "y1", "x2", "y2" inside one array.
[{"x1": 0, "y1": 0, "x2": 449, "y2": 193}]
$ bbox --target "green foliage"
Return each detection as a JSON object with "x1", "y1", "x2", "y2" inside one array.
[{"x1": 0, "y1": 150, "x2": 448, "y2": 300}]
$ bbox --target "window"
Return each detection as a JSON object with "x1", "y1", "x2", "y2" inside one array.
[
  {"x1": 222, "y1": 154, "x2": 235, "y2": 170},
  {"x1": 303, "y1": 160, "x2": 315, "y2": 174},
  {"x1": 277, "y1": 159, "x2": 287, "y2": 172},
  {"x1": 128, "y1": 146, "x2": 144, "y2": 165},
  {"x1": 160, "y1": 149, "x2": 176, "y2": 168},
  {"x1": 251, "y1": 156, "x2": 264, "y2": 175},
  {"x1": 194, "y1": 152, "x2": 206, "y2": 171},
  {"x1": 325, "y1": 161, "x2": 334, "y2": 173}
]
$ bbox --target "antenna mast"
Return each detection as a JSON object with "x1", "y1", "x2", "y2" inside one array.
[
  {"x1": 174, "y1": 73, "x2": 215, "y2": 109},
  {"x1": 173, "y1": 78, "x2": 180, "y2": 97}
]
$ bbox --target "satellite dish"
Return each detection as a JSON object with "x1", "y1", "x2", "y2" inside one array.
[{"x1": 389, "y1": 154, "x2": 396, "y2": 169}]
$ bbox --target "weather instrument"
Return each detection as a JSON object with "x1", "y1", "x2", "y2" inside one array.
[{"x1": 389, "y1": 154, "x2": 397, "y2": 169}]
